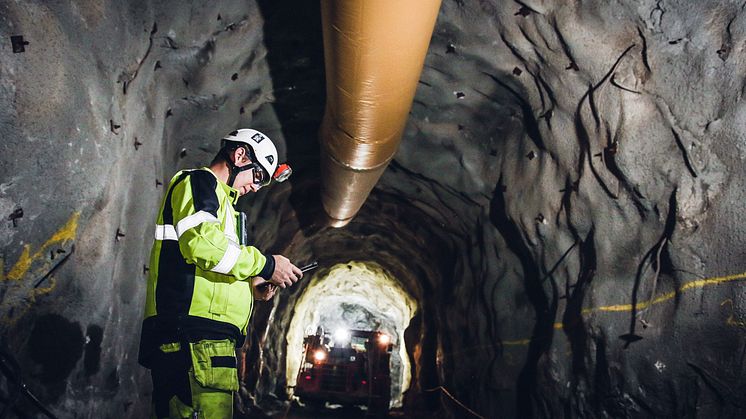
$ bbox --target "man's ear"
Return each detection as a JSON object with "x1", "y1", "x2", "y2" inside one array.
[{"x1": 233, "y1": 147, "x2": 249, "y2": 165}]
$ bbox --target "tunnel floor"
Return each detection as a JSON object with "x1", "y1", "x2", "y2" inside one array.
[{"x1": 268, "y1": 403, "x2": 409, "y2": 419}]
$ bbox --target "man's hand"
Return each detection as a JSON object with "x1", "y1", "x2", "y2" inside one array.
[
  {"x1": 268, "y1": 255, "x2": 302, "y2": 288},
  {"x1": 252, "y1": 277, "x2": 277, "y2": 301}
]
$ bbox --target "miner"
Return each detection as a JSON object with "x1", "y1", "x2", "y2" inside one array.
[{"x1": 138, "y1": 129, "x2": 303, "y2": 418}]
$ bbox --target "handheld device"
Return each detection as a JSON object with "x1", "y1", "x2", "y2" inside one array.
[
  {"x1": 257, "y1": 261, "x2": 318, "y2": 289},
  {"x1": 300, "y1": 261, "x2": 319, "y2": 273}
]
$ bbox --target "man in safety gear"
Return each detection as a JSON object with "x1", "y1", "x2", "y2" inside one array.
[{"x1": 138, "y1": 129, "x2": 303, "y2": 418}]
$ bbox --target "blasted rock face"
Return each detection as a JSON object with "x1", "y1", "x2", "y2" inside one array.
[
  {"x1": 383, "y1": 0, "x2": 746, "y2": 417},
  {"x1": 0, "y1": 0, "x2": 745, "y2": 418},
  {"x1": 0, "y1": 1, "x2": 283, "y2": 416}
]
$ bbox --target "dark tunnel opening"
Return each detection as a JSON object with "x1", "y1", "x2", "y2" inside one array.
[{"x1": 239, "y1": 186, "x2": 460, "y2": 417}]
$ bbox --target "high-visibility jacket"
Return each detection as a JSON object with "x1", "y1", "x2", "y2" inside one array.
[{"x1": 138, "y1": 168, "x2": 274, "y2": 367}]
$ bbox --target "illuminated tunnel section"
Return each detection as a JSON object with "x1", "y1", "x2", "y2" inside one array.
[
  {"x1": 250, "y1": 187, "x2": 455, "y2": 415},
  {"x1": 286, "y1": 261, "x2": 418, "y2": 407}
]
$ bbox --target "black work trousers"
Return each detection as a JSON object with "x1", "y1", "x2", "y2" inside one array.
[{"x1": 150, "y1": 346, "x2": 192, "y2": 418}]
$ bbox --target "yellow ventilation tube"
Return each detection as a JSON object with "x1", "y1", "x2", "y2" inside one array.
[{"x1": 319, "y1": 0, "x2": 442, "y2": 227}]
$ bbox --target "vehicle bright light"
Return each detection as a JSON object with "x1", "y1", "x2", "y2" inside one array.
[
  {"x1": 334, "y1": 328, "x2": 350, "y2": 343},
  {"x1": 378, "y1": 334, "x2": 391, "y2": 345},
  {"x1": 314, "y1": 350, "x2": 327, "y2": 362}
]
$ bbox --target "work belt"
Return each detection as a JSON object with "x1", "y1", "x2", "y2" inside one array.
[{"x1": 138, "y1": 315, "x2": 245, "y2": 369}]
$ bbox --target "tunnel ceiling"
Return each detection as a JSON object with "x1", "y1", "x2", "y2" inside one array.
[{"x1": 1, "y1": 0, "x2": 746, "y2": 418}]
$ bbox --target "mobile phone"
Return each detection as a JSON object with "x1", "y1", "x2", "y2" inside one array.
[
  {"x1": 256, "y1": 261, "x2": 318, "y2": 289},
  {"x1": 300, "y1": 261, "x2": 319, "y2": 273}
]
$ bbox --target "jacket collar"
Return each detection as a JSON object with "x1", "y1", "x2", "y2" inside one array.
[{"x1": 203, "y1": 167, "x2": 240, "y2": 204}]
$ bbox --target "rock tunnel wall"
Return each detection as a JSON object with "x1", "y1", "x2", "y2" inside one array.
[
  {"x1": 0, "y1": 0, "x2": 745, "y2": 418},
  {"x1": 0, "y1": 1, "x2": 286, "y2": 416},
  {"x1": 386, "y1": 1, "x2": 746, "y2": 417}
]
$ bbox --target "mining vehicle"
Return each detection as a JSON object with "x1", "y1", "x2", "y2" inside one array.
[{"x1": 294, "y1": 328, "x2": 393, "y2": 416}]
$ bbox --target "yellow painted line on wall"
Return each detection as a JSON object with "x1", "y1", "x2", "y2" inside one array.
[
  {"x1": 503, "y1": 339, "x2": 532, "y2": 346},
  {"x1": 506, "y1": 271, "x2": 746, "y2": 345},
  {"x1": 582, "y1": 271, "x2": 746, "y2": 315},
  {"x1": 3, "y1": 212, "x2": 80, "y2": 281}
]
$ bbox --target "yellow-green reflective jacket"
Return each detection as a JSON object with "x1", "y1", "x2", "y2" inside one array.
[{"x1": 138, "y1": 168, "x2": 274, "y2": 367}]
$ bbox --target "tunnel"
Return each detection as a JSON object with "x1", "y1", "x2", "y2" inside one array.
[{"x1": 1, "y1": 0, "x2": 746, "y2": 418}]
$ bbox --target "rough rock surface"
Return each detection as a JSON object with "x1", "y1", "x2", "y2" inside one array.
[{"x1": 1, "y1": 0, "x2": 745, "y2": 418}]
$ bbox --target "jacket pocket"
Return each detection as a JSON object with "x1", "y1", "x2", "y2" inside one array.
[
  {"x1": 189, "y1": 339, "x2": 239, "y2": 391},
  {"x1": 209, "y1": 282, "x2": 229, "y2": 315}
]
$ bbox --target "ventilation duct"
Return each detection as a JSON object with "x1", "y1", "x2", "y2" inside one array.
[{"x1": 319, "y1": 0, "x2": 442, "y2": 227}]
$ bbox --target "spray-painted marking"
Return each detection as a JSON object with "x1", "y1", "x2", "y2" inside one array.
[
  {"x1": 720, "y1": 299, "x2": 746, "y2": 327},
  {"x1": 454, "y1": 273, "x2": 746, "y2": 350},
  {"x1": 1, "y1": 213, "x2": 80, "y2": 327},
  {"x1": 581, "y1": 271, "x2": 746, "y2": 315},
  {"x1": 2, "y1": 212, "x2": 80, "y2": 281},
  {"x1": 503, "y1": 271, "x2": 746, "y2": 346},
  {"x1": 503, "y1": 339, "x2": 531, "y2": 346}
]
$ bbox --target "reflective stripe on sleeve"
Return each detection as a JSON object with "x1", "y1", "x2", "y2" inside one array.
[
  {"x1": 155, "y1": 224, "x2": 178, "y2": 241},
  {"x1": 210, "y1": 241, "x2": 241, "y2": 274},
  {"x1": 176, "y1": 211, "x2": 219, "y2": 237}
]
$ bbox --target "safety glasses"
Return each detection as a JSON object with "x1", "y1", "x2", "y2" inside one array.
[{"x1": 250, "y1": 163, "x2": 270, "y2": 187}]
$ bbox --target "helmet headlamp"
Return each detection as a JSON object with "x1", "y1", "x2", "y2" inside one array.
[
  {"x1": 243, "y1": 162, "x2": 291, "y2": 187},
  {"x1": 273, "y1": 163, "x2": 292, "y2": 183}
]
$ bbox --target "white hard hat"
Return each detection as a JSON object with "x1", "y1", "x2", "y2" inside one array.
[{"x1": 223, "y1": 129, "x2": 278, "y2": 179}]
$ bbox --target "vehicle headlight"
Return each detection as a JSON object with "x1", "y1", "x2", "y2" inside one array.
[{"x1": 334, "y1": 328, "x2": 350, "y2": 344}]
